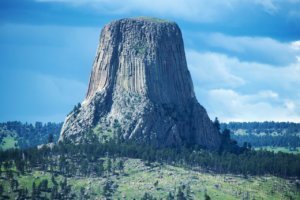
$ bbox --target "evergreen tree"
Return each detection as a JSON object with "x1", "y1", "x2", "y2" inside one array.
[
  {"x1": 38, "y1": 179, "x2": 48, "y2": 191},
  {"x1": 176, "y1": 187, "x2": 186, "y2": 200},
  {"x1": 94, "y1": 162, "x2": 104, "y2": 177},
  {"x1": 80, "y1": 187, "x2": 85, "y2": 200},
  {"x1": 117, "y1": 159, "x2": 124, "y2": 173},
  {"x1": 213, "y1": 117, "x2": 221, "y2": 131},
  {"x1": 31, "y1": 182, "x2": 37, "y2": 199},
  {"x1": 185, "y1": 184, "x2": 192, "y2": 199},
  {"x1": 154, "y1": 180, "x2": 159, "y2": 188},
  {"x1": 48, "y1": 133, "x2": 54, "y2": 143},
  {"x1": 50, "y1": 185, "x2": 58, "y2": 200},
  {"x1": 141, "y1": 192, "x2": 156, "y2": 200},
  {"x1": 0, "y1": 184, "x2": 3, "y2": 196},
  {"x1": 17, "y1": 188, "x2": 28, "y2": 200},
  {"x1": 106, "y1": 158, "x2": 112, "y2": 173},
  {"x1": 103, "y1": 180, "x2": 113, "y2": 199},
  {"x1": 204, "y1": 193, "x2": 211, "y2": 200},
  {"x1": 51, "y1": 175, "x2": 58, "y2": 186},
  {"x1": 166, "y1": 192, "x2": 175, "y2": 200}
]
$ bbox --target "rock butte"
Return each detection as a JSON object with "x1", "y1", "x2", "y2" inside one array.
[{"x1": 60, "y1": 17, "x2": 221, "y2": 149}]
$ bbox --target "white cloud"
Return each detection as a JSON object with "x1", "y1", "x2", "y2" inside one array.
[
  {"x1": 257, "y1": 90, "x2": 279, "y2": 99},
  {"x1": 197, "y1": 33, "x2": 300, "y2": 65},
  {"x1": 34, "y1": 0, "x2": 300, "y2": 21},
  {"x1": 187, "y1": 50, "x2": 300, "y2": 122},
  {"x1": 254, "y1": 0, "x2": 278, "y2": 14},
  {"x1": 35, "y1": 0, "x2": 287, "y2": 22},
  {"x1": 206, "y1": 89, "x2": 300, "y2": 122},
  {"x1": 291, "y1": 41, "x2": 300, "y2": 50},
  {"x1": 254, "y1": 0, "x2": 300, "y2": 14},
  {"x1": 187, "y1": 50, "x2": 245, "y2": 88},
  {"x1": 52, "y1": 0, "x2": 238, "y2": 22},
  {"x1": 284, "y1": 100, "x2": 296, "y2": 111}
]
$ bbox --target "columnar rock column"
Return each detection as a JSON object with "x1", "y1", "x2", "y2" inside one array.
[{"x1": 60, "y1": 17, "x2": 221, "y2": 149}]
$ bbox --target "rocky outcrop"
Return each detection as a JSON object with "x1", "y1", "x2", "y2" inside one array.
[{"x1": 60, "y1": 17, "x2": 221, "y2": 149}]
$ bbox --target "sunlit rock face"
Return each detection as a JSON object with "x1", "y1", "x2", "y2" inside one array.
[{"x1": 60, "y1": 17, "x2": 221, "y2": 149}]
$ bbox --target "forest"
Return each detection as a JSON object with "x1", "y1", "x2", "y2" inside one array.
[
  {"x1": 0, "y1": 122, "x2": 300, "y2": 199},
  {"x1": 221, "y1": 121, "x2": 300, "y2": 148},
  {"x1": 0, "y1": 137, "x2": 300, "y2": 199},
  {"x1": 1, "y1": 121, "x2": 300, "y2": 150},
  {"x1": 0, "y1": 121, "x2": 62, "y2": 149}
]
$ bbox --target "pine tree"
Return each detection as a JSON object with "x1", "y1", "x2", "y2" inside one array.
[
  {"x1": 50, "y1": 185, "x2": 58, "y2": 200},
  {"x1": 0, "y1": 184, "x2": 3, "y2": 196},
  {"x1": 213, "y1": 117, "x2": 221, "y2": 131},
  {"x1": 176, "y1": 187, "x2": 186, "y2": 200},
  {"x1": 103, "y1": 180, "x2": 112, "y2": 199},
  {"x1": 80, "y1": 187, "x2": 85, "y2": 200},
  {"x1": 141, "y1": 192, "x2": 156, "y2": 200},
  {"x1": 204, "y1": 193, "x2": 211, "y2": 200},
  {"x1": 48, "y1": 133, "x2": 54, "y2": 143},
  {"x1": 154, "y1": 180, "x2": 159, "y2": 188},
  {"x1": 117, "y1": 159, "x2": 124, "y2": 173},
  {"x1": 185, "y1": 184, "x2": 192, "y2": 199},
  {"x1": 166, "y1": 192, "x2": 175, "y2": 200},
  {"x1": 31, "y1": 182, "x2": 37, "y2": 199},
  {"x1": 106, "y1": 158, "x2": 112, "y2": 173}
]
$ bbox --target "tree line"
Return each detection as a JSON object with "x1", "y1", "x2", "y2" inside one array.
[
  {"x1": 221, "y1": 121, "x2": 300, "y2": 148},
  {"x1": 0, "y1": 128, "x2": 300, "y2": 199},
  {"x1": 222, "y1": 121, "x2": 300, "y2": 133},
  {"x1": 0, "y1": 121, "x2": 62, "y2": 149},
  {"x1": 1, "y1": 130, "x2": 299, "y2": 179}
]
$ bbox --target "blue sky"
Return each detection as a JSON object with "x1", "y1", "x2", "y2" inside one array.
[{"x1": 1, "y1": 0, "x2": 300, "y2": 123}]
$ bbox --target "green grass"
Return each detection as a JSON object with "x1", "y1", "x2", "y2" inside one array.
[
  {"x1": 1, "y1": 158, "x2": 300, "y2": 199},
  {"x1": 112, "y1": 159, "x2": 300, "y2": 200},
  {"x1": 1, "y1": 135, "x2": 18, "y2": 150}
]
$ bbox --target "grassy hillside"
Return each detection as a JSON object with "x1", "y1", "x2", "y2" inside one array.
[
  {"x1": 1, "y1": 158, "x2": 299, "y2": 200},
  {"x1": 1, "y1": 121, "x2": 300, "y2": 199},
  {"x1": 221, "y1": 122, "x2": 300, "y2": 149},
  {"x1": 0, "y1": 134, "x2": 18, "y2": 150},
  {"x1": 0, "y1": 121, "x2": 62, "y2": 150}
]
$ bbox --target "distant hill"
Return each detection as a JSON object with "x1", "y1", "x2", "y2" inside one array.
[
  {"x1": 222, "y1": 122, "x2": 300, "y2": 149},
  {"x1": 2, "y1": 120, "x2": 299, "y2": 151},
  {"x1": 0, "y1": 121, "x2": 62, "y2": 150}
]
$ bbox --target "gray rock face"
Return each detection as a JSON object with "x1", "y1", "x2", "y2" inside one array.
[{"x1": 60, "y1": 17, "x2": 221, "y2": 149}]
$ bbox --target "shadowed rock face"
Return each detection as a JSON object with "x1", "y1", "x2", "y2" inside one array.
[{"x1": 60, "y1": 17, "x2": 221, "y2": 149}]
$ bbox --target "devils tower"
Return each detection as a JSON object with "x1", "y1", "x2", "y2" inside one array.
[{"x1": 60, "y1": 17, "x2": 221, "y2": 149}]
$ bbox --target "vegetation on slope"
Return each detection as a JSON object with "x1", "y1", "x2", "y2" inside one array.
[
  {"x1": 0, "y1": 121, "x2": 62, "y2": 149},
  {"x1": 1, "y1": 158, "x2": 299, "y2": 200},
  {"x1": 2, "y1": 119, "x2": 299, "y2": 152},
  {"x1": 1, "y1": 120, "x2": 300, "y2": 199},
  {"x1": 221, "y1": 121, "x2": 300, "y2": 150},
  {"x1": 0, "y1": 130, "x2": 300, "y2": 199}
]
